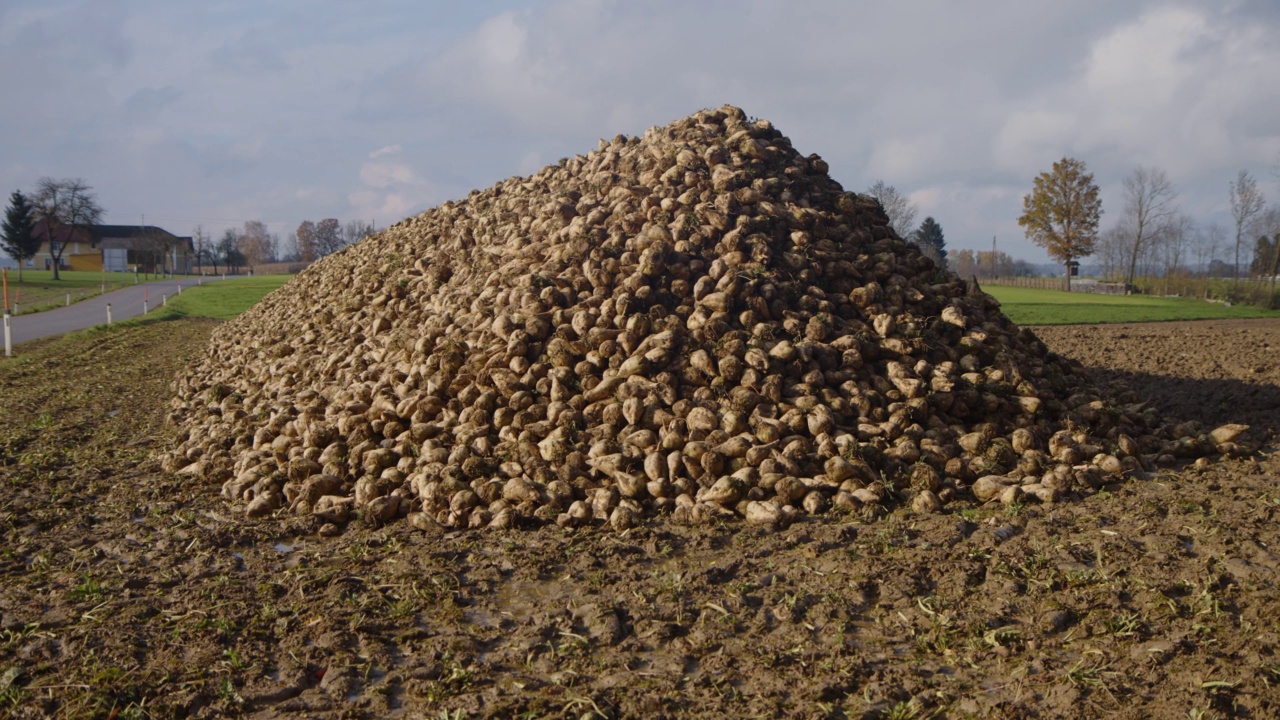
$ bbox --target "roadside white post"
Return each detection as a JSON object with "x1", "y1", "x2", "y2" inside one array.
[
  {"x1": 143, "y1": 300, "x2": 148, "y2": 315},
  {"x1": 3, "y1": 310, "x2": 10, "y2": 357},
  {"x1": 107, "y1": 303, "x2": 113, "y2": 325},
  {"x1": 66, "y1": 293, "x2": 70, "y2": 306},
  {"x1": 162, "y1": 294, "x2": 167, "y2": 307}
]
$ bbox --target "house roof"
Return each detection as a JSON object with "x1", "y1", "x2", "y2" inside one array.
[
  {"x1": 33, "y1": 221, "x2": 193, "y2": 250},
  {"x1": 91, "y1": 224, "x2": 181, "y2": 241}
]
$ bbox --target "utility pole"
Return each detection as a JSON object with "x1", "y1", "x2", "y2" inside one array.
[{"x1": 991, "y1": 235, "x2": 997, "y2": 280}]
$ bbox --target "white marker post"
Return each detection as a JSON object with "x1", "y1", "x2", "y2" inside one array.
[
  {"x1": 162, "y1": 294, "x2": 167, "y2": 307},
  {"x1": 3, "y1": 310, "x2": 11, "y2": 357},
  {"x1": 107, "y1": 303, "x2": 113, "y2": 325},
  {"x1": 66, "y1": 293, "x2": 70, "y2": 306}
]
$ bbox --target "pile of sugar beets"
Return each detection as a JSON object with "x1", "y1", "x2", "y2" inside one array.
[{"x1": 164, "y1": 106, "x2": 1249, "y2": 535}]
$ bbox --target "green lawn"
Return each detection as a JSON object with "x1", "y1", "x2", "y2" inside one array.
[
  {"x1": 3, "y1": 269, "x2": 141, "y2": 314},
  {"x1": 150, "y1": 275, "x2": 293, "y2": 321},
  {"x1": 986, "y1": 285, "x2": 1280, "y2": 325}
]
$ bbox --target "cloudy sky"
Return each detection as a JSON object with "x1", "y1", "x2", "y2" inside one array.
[{"x1": 2, "y1": 0, "x2": 1278, "y2": 263}]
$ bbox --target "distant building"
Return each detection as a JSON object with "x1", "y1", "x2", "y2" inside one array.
[{"x1": 30, "y1": 222, "x2": 194, "y2": 274}]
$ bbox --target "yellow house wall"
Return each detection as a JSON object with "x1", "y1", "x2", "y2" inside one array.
[{"x1": 68, "y1": 253, "x2": 104, "y2": 272}]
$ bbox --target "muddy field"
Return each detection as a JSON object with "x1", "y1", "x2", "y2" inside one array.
[{"x1": 1, "y1": 317, "x2": 1279, "y2": 719}]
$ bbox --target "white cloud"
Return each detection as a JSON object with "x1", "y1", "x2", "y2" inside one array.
[
  {"x1": 348, "y1": 143, "x2": 433, "y2": 223},
  {"x1": 867, "y1": 135, "x2": 948, "y2": 185},
  {"x1": 347, "y1": 190, "x2": 419, "y2": 222},
  {"x1": 357, "y1": 144, "x2": 418, "y2": 190},
  {"x1": 994, "y1": 110, "x2": 1080, "y2": 173},
  {"x1": 358, "y1": 160, "x2": 418, "y2": 189}
]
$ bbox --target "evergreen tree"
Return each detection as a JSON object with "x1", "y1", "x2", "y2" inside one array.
[
  {"x1": 1, "y1": 191, "x2": 38, "y2": 281},
  {"x1": 912, "y1": 216, "x2": 947, "y2": 268}
]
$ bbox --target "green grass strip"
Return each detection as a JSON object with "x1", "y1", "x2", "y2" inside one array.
[
  {"x1": 986, "y1": 285, "x2": 1280, "y2": 325},
  {"x1": 148, "y1": 275, "x2": 292, "y2": 321}
]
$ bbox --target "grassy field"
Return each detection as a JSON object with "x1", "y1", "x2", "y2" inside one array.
[
  {"x1": 149, "y1": 274, "x2": 292, "y2": 320},
  {"x1": 2, "y1": 269, "x2": 139, "y2": 314},
  {"x1": 986, "y1": 285, "x2": 1280, "y2": 325}
]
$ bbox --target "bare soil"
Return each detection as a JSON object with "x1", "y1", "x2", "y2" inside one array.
[{"x1": 1, "y1": 317, "x2": 1279, "y2": 719}]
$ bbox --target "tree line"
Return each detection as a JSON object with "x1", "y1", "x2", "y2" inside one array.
[
  {"x1": 192, "y1": 218, "x2": 375, "y2": 274},
  {"x1": 1016, "y1": 158, "x2": 1280, "y2": 302},
  {"x1": 2, "y1": 177, "x2": 382, "y2": 278},
  {"x1": 869, "y1": 157, "x2": 1280, "y2": 305}
]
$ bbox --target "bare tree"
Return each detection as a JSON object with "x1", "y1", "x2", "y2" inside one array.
[
  {"x1": 343, "y1": 219, "x2": 375, "y2": 247},
  {"x1": 1118, "y1": 166, "x2": 1176, "y2": 290},
  {"x1": 866, "y1": 180, "x2": 918, "y2": 239},
  {"x1": 238, "y1": 221, "x2": 272, "y2": 268},
  {"x1": 192, "y1": 225, "x2": 211, "y2": 274},
  {"x1": 295, "y1": 220, "x2": 317, "y2": 263},
  {"x1": 280, "y1": 232, "x2": 301, "y2": 263},
  {"x1": 218, "y1": 228, "x2": 242, "y2": 274},
  {"x1": 137, "y1": 230, "x2": 173, "y2": 278},
  {"x1": 314, "y1": 218, "x2": 343, "y2": 257},
  {"x1": 1158, "y1": 212, "x2": 1194, "y2": 295},
  {"x1": 1229, "y1": 170, "x2": 1265, "y2": 286},
  {"x1": 30, "y1": 178, "x2": 104, "y2": 280},
  {"x1": 1195, "y1": 223, "x2": 1225, "y2": 276},
  {"x1": 1096, "y1": 224, "x2": 1130, "y2": 281}
]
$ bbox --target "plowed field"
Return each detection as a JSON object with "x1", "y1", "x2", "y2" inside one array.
[{"x1": 1, "y1": 318, "x2": 1278, "y2": 719}]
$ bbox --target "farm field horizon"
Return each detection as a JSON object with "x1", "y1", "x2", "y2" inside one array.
[
  {"x1": 172, "y1": 275, "x2": 1280, "y2": 327},
  {"x1": 17, "y1": 271, "x2": 1277, "y2": 330}
]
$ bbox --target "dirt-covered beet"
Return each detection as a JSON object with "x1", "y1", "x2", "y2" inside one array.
[{"x1": 164, "y1": 107, "x2": 1241, "y2": 534}]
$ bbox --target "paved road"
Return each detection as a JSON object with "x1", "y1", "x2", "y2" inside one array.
[{"x1": 4, "y1": 278, "x2": 210, "y2": 346}]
